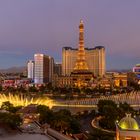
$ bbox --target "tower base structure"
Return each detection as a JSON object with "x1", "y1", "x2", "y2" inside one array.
[{"x1": 71, "y1": 70, "x2": 93, "y2": 88}]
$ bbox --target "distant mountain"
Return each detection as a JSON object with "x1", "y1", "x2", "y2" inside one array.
[
  {"x1": 0, "y1": 67, "x2": 131, "y2": 74},
  {"x1": 107, "y1": 69, "x2": 131, "y2": 73},
  {"x1": 0, "y1": 66, "x2": 26, "y2": 73}
]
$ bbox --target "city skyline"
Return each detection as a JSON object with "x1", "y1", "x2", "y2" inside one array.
[{"x1": 0, "y1": 0, "x2": 140, "y2": 69}]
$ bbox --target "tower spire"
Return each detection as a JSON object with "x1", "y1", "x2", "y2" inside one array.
[{"x1": 74, "y1": 20, "x2": 88, "y2": 71}]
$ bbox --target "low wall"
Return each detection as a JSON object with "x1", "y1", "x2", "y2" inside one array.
[{"x1": 47, "y1": 128, "x2": 74, "y2": 140}]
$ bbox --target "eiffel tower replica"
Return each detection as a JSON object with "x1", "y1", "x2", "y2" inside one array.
[{"x1": 71, "y1": 20, "x2": 93, "y2": 87}]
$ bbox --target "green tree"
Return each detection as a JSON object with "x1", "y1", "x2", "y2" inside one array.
[
  {"x1": 118, "y1": 102, "x2": 134, "y2": 119},
  {"x1": 0, "y1": 112, "x2": 22, "y2": 128},
  {"x1": 51, "y1": 119, "x2": 70, "y2": 132},
  {"x1": 51, "y1": 109, "x2": 80, "y2": 134},
  {"x1": 37, "y1": 105, "x2": 81, "y2": 134},
  {"x1": 89, "y1": 129, "x2": 114, "y2": 140},
  {"x1": 37, "y1": 105, "x2": 54, "y2": 124},
  {"x1": 1, "y1": 101, "x2": 22, "y2": 113},
  {"x1": 17, "y1": 86, "x2": 27, "y2": 93},
  {"x1": 28, "y1": 85, "x2": 38, "y2": 92},
  {"x1": 1, "y1": 101, "x2": 14, "y2": 111},
  {"x1": 46, "y1": 83, "x2": 53, "y2": 91},
  {"x1": 97, "y1": 100, "x2": 135, "y2": 131},
  {"x1": 0, "y1": 85, "x2": 3, "y2": 91},
  {"x1": 39, "y1": 85, "x2": 46, "y2": 93},
  {"x1": 97, "y1": 100, "x2": 118, "y2": 130},
  {"x1": 69, "y1": 118, "x2": 81, "y2": 133},
  {"x1": 98, "y1": 100, "x2": 117, "y2": 115},
  {"x1": 10, "y1": 106, "x2": 22, "y2": 113}
]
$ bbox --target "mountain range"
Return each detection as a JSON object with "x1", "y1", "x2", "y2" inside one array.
[
  {"x1": 0, "y1": 66, "x2": 131, "y2": 73},
  {"x1": 0, "y1": 66, "x2": 26, "y2": 73}
]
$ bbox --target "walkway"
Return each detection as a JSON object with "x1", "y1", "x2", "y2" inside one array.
[
  {"x1": 0, "y1": 133, "x2": 52, "y2": 140},
  {"x1": 91, "y1": 116, "x2": 115, "y2": 134}
]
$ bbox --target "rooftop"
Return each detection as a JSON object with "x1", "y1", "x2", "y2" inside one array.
[{"x1": 118, "y1": 114, "x2": 139, "y2": 131}]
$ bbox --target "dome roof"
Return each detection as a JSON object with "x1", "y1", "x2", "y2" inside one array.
[
  {"x1": 136, "y1": 64, "x2": 140, "y2": 67},
  {"x1": 118, "y1": 114, "x2": 139, "y2": 130}
]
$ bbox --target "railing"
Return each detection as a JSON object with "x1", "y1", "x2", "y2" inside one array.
[{"x1": 59, "y1": 91, "x2": 140, "y2": 108}]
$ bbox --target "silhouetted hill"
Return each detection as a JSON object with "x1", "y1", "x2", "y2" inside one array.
[
  {"x1": 107, "y1": 69, "x2": 131, "y2": 73},
  {"x1": 0, "y1": 66, "x2": 26, "y2": 73}
]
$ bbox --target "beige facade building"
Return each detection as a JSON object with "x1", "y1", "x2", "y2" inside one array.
[
  {"x1": 62, "y1": 47, "x2": 77, "y2": 76},
  {"x1": 59, "y1": 20, "x2": 106, "y2": 87},
  {"x1": 62, "y1": 20, "x2": 105, "y2": 77},
  {"x1": 62, "y1": 46, "x2": 105, "y2": 77},
  {"x1": 113, "y1": 73, "x2": 127, "y2": 87},
  {"x1": 85, "y1": 47, "x2": 105, "y2": 76},
  {"x1": 53, "y1": 75, "x2": 73, "y2": 87}
]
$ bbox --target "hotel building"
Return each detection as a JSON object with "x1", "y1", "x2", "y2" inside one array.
[
  {"x1": 71, "y1": 20, "x2": 93, "y2": 87},
  {"x1": 54, "y1": 63, "x2": 62, "y2": 76},
  {"x1": 62, "y1": 46, "x2": 105, "y2": 77},
  {"x1": 62, "y1": 20, "x2": 105, "y2": 77},
  {"x1": 27, "y1": 60, "x2": 34, "y2": 80},
  {"x1": 54, "y1": 20, "x2": 106, "y2": 87},
  {"x1": 133, "y1": 64, "x2": 140, "y2": 79},
  {"x1": 34, "y1": 54, "x2": 54, "y2": 84},
  {"x1": 48, "y1": 56, "x2": 54, "y2": 82}
]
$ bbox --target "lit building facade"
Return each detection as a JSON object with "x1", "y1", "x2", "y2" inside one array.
[
  {"x1": 53, "y1": 75, "x2": 73, "y2": 87},
  {"x1": 62, "y1": 20, "x2": 105, "y2": 77},
  {"x1": 127, "y1": 64, "x2": 140, "y2": 86},
  {"x1": 62, "y1": 47, "x2": 77, "y2": 76},
  {"x1": 70, "y1": 20, "x2": 93, "y2": 87},
  {"x1": 27, "y1": 60, "x2": 34, "y2": 80},
  {"x1": 58, "y1": 20, "x2": 106, "y2": 87},
  {"x1": 62, "y1": 30, "x2": 105, "y2": 77},
  {"x1": 85, "y1": 46, "x2": 105, "y2": 77},
  {"x1": 113, "y1": 73, "x2": 127, "y2": 87},
  {"x1": 133, "y1": 64, "x2": 140, "y2": 79},
  {"x1": 34, "y1": 54, "x2": 46, "y2": 84},
  {"x1": 62, "y1": 47, "x2": 105, "y2": 77},
  {"x1": 48, "y1": 56, "x2": 54, "y2": 83},
  {"x1": 54, "y1": 63, "x2": 62, "y2": 76},
  {"x1": 34, "y1": 54, "x2": 54, "y2": 84}
]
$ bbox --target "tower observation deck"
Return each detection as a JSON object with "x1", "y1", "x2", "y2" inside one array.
[{"x1": 71, "y1": 20, "x2": 93, "y2": 87}]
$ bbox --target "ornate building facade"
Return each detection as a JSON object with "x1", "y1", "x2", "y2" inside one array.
[
  {"x1": 71, "y1": 20, "x2": 93, "y2": 87},
  {"x1": 62, "y1": 47, "x2": 105, "y2": 77},
  {"x1": 62, "y1": 20, "x2": 105, "y2": 77},
  {"x1": 54, "y1": 20, "x2": 106, "y2": 87}
]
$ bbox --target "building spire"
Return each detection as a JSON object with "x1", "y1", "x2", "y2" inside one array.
[{"x1": 74, "y1": 20, "x2": 88, "y2": 71}]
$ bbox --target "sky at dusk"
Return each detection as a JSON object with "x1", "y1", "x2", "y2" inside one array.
[{"x1": 0, "y1": 0, "x2": 140, "y2": 70}]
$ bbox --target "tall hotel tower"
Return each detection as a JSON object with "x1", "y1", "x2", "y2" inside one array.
[
  {"x1": 34, "y1": 54, "x2": 54, "y2": 84},
  {"x1": 62, "y1": 21, "x2": 105, "y2": 77},
  {"x1": 27, "y1": 60, "x2": 34, "y2": 80}
]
